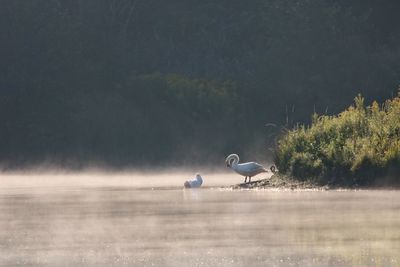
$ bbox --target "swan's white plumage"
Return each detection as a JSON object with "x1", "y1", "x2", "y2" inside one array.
[
  {"x1": 184, "y1": 173, "x2": 203, "y2": 188},
  {"x1": 225, "y1": 154, "x2": 267, "y2": 183}
]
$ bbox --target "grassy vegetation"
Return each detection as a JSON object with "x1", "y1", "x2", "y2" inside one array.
[
  {"x1": 2, "y1": 1, "x2": 400, "y2": 167},
  {"x1": 274, "y1": 92, "x2": 400, "y2": 186}
]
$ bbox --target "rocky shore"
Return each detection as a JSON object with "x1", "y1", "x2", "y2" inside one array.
[
  {"x1": 230, "y1": 173, "x2": 323, "y2": 190},
  {"x1": 230, "y1": 173, "x2": 400, "y2": 190}
]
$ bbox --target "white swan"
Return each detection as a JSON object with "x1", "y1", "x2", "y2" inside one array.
[
  {"x1": 225, "y1": 154, "x2": 268, "y2": 183},
  {"x1": 184, "y1": 173, "x2": 203, "y2": 188}
]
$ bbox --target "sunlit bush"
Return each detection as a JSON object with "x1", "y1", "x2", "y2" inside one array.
[{"x1": 275, "y1": 92, "x2": 400, "y2": 185}]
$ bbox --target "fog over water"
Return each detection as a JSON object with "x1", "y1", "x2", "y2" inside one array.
[
  {"x1": 0, "y1": 169, "x2": 248, "y2": 189},
  {"x1": 0, "y1": 171, "x2": 399, "y2": 267}
]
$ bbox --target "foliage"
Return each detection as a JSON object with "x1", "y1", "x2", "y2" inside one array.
[
  {"x1": 275, "y1": 93, "x2": 400, "y2": 185},
  {"x1": 0, "y1": 0, "x2": 399, "y2": 167},
  {"x1": 118, "y1": 73, "x2": 239, "y2": 162}
]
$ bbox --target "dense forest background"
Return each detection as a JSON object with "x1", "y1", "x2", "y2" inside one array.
[{"x1": 0, "y1": 0, "x2": 399, "y2": 168}]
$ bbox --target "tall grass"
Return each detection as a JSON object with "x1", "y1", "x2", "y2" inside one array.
[{"x1": 274, "y1": 92, "x2": 400, "y2": 186}]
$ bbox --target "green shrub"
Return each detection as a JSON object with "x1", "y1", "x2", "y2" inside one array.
[{"x1": 274, "y1": 92, "x2": 400, "y2": 186}]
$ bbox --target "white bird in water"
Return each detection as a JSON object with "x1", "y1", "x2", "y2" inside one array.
[
  {"x1": 184, "y1": 173, "x2": 203, "y2": 188},
  {"x1": 225, "y1": 154, "x2": 268, "y2": 183}
]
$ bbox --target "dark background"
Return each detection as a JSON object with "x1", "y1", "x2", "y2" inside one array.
[{"x1": 0, "y1": 0, "x2": 399, "y2": 168}]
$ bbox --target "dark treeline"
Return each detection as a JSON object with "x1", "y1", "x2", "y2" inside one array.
[{"x1": 0, "y1": 0, "x2": 399, "y2": 168}]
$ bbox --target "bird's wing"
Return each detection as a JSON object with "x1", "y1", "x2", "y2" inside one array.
[
  {"x1": 236, "y1": 162, "x2": 266, "y2": 174},
  {"x1": 249, "y1": 162, "x2": 266, "y2": 171}
]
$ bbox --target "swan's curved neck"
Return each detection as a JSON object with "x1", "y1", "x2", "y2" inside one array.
[{"x1": 229, "y1": 155, "x2": 239, "y2": 167}]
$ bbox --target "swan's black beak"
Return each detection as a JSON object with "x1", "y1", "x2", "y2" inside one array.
[{"x1": 225, "y1": 162, "x2": 230, "y2": 167}]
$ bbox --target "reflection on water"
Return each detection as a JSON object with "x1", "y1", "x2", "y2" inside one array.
[{"x1": 0, "y1": 173, "x2": 399, "y2": 266}]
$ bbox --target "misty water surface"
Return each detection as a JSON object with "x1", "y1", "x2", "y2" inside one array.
[{"x1": 0, "y1": 172, "x2": 399, "y2": 267}]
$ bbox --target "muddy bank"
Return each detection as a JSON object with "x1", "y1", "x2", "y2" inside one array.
[
  {"x1": 231, "y1": 173, "x2": 400, "y2": 190},
  {"x1": 230, "y1": 173, "x2": 323, "y2": 190}
]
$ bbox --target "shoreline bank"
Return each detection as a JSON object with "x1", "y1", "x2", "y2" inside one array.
[{"x1": 230, "y1": 174, "x2": 400, "y2": 190}]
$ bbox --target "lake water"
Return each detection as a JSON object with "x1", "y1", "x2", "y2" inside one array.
[{"x1": 0, "y1": 172, "x2": 399, "y2": 267}]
